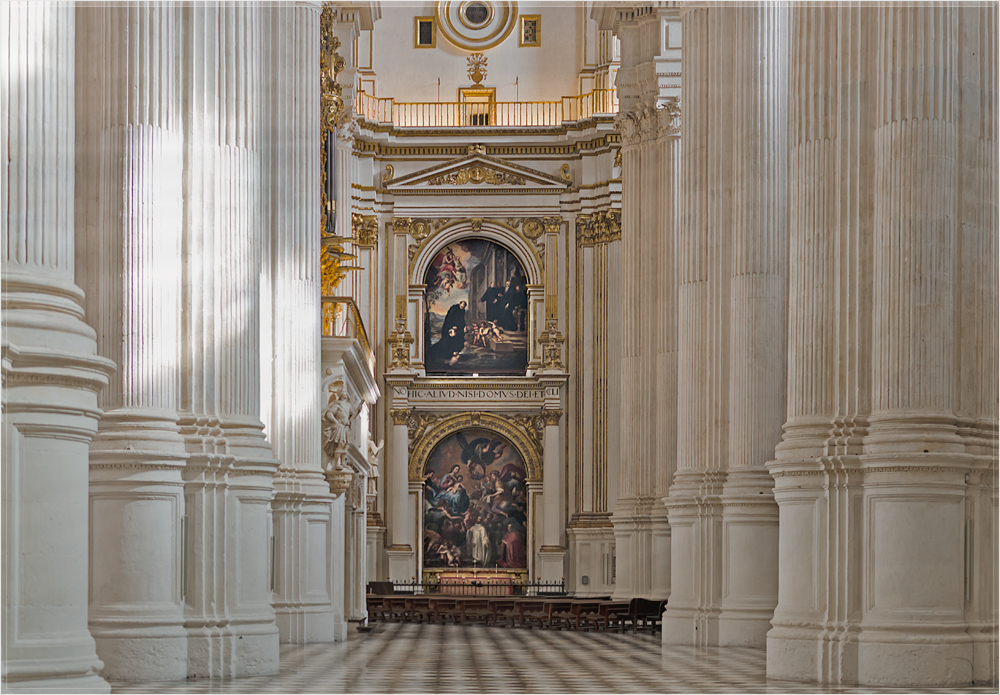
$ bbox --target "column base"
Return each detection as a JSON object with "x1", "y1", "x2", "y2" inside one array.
[
  {"x1": 857, "y1": 633, "x2": 973, "y2": 687},
  {"x1": 661, "y1": 606, "x2": 719, "y2": 647},
  {"x1": 386, "y1": 546, "x2": 415, "y2": 584},
  {"x1": 536, "y1": 547, "x2": 566, "y2": 585},
  {"x1": 186, "y1": 622, "x2": 280, "y2": 679},
  {"x1": 2, "y1": 673, "x2": 110, "y2": 694},
  {"x1": 274, "y1": 604, "x2": 339, "y2": 645},
  {"x1": 92, "y1": 626, "x2": 188, "y2": 682}
]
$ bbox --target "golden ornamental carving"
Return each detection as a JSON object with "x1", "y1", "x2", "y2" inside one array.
[
  {"x1": 559, "y1": 163, "x2": 573, "y2": 182},
  {"x1": 467, "y1": 53, "x2": 488, "y2": 85},
  {"x1": 406, "y1": 412, "x2": 443, "y2": 454},
  {"x1": 522, "y1": 218, "x2": 544, "y2": 240},
  {"x1": 320, "y1": 5, "x2": 345, "y2": 132},
  {"x1": 613, "y1": 148, "x2": 622, "y2": 168},
  {"x1": 387, "y1": 317, "x2": 415, "y2": 370},
  {"x1": 576, "y1": 209, "x2": 621, "y2": 248},
  {"x1": 468, "y1": 143, "x2": 487, "y2": 155},
  {"x1": 351, "y1": 213, "x2": 379, "y2": 248},
  {"x1": 381, "y1": 164, "x2": 394, "y2": 184},
  {"x1": 537, "y1": 318, "x2": 565, "y2": 371},
  {"x1": 408, "y1": 412, "x2": 543, "y2": 482},
  {"x1": 508, "y1": 414, "x2": 545, "y2": 446},
  {"x1": 392, "y1": 216, "x2": 444, "y2": 242},
  {"x1": 428, "y1": 165, "x2": 526, "y2": 186},
  {"x1": 542, "y1": 216, "x2": 561, "y2": 235},
  {"x1": 540, "y1": 409, "x2": 563, "y2": 426},
  {"x1": 389, "y1": 408, "x2": 411, "y2": 426}
]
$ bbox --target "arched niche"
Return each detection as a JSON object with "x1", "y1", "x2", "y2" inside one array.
[
  {"x1": 408, "y1": 218, "x2": 543, "y2": 288},
  {"x1": 405, "y1": 219, "x2": 546, "y2": 372},
  {"x1": 409, "y1": 412, "x2": 542, "y2": 483}
]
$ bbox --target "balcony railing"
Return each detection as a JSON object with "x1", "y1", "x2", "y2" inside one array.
[
  {"x1": 321, "y1": 295, "x2": 373, "y2": 366},
  {"x1": 357, "y1": 89, "x2": 618, "y2": 128}
]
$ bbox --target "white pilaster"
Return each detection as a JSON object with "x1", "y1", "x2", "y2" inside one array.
[{"x1": 1, "y1": 4, "x2": 115, "y2": 691}]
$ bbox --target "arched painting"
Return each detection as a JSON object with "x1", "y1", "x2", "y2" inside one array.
[
  {"x1": 422, "y1": 428, "x2": 528, "y2": 570},
  {"x1": 423, "y1": 239, "x2": 528, "y2": 375}
]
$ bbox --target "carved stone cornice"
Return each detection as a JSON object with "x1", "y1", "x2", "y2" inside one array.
[
  {"x1": 351, "y1": 213, "x2": 378, "y2": 247},
  {"x1": 576, "y1": 209, "x2": 621, "y2": 247}
]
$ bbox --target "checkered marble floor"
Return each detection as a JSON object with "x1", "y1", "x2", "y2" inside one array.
[{"x1": 110, "y1": 623, "x2": 996, "y2": 694}]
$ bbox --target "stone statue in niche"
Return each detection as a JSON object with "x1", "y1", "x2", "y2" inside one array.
[
  {"x1": 322, "y1": 381, "x2": 362, "y2": 468},
  {"x1": 366, "y1": 431, "x2": 384, "y2": 476}
]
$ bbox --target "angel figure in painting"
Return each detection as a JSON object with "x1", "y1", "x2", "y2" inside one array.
[{"x1": 455, "y1": 432, "x2": 508, "y2": 480}]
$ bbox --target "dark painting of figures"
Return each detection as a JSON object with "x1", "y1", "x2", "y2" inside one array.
[
  {"x1": 422, "y1": 428, "x2": 528, "y2": 570},
  {"x1": 423, "y1": 239, "x2": 529, "y2": 375}
]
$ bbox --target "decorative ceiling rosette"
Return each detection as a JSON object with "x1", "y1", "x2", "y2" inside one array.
[{"x1": 436, "y1": 1, "x2": 518, "y2": 51}]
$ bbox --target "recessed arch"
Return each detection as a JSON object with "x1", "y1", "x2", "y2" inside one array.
[
  {"x1": 408, "y1": 218, "x2": 543, "y2": 288},
  {"x1": 409, "y1": 412, "x2": 542, "y2": 482}
]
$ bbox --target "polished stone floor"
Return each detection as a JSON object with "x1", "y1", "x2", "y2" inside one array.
[{"x1": 111, "y1": 623, "x2": 996, "y2": 694}]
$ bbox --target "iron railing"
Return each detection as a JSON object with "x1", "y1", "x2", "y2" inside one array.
[{"x1": 389, "y1": 578, "x2": 566, "y2": 597}]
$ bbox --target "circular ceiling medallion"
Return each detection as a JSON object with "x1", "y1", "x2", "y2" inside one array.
[{"x1": 436, "y1": 0, "x2": 518, "y2": 51}]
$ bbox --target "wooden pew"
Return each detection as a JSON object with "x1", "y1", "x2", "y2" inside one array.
[{"x1": 618, "y1": 598, "x2": 668, "y2": 634}]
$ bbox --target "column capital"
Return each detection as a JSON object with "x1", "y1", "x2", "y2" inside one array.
[{"x1": 389, "y1": 408, "x2": 411, "y2": 425}]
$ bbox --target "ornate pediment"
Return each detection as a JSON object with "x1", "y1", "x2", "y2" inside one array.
[{"x1": 384, "y1": 151, "x2": 570, "y2": 195}]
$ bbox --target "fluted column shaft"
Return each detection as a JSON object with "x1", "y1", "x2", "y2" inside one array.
[
  {"x1": 75, "y1": 3, "x2": 189, "y2": 681},
  {"x1": 664, "y1": 4, "x2": 732, "y2": 647},
  {"x1": 2, "y1": 5, "x2": 115, "y2": 691},
  {"x1": 180, "y1": 3, "x2": 279, "y2": 678},
  {"x1": 855, "y1": 5, "x2": 972, "y2": 686},
  {"x1": 717, "y1": 2, "x2": 787, "y2": 648},
  {"x1": 264, "y1": 1, "x2": 337, "y2": 646},
  {"x1": 957, "y1": 5, "x2": 998, "y2": 685},
  {"x1": 611, "y1": 107, "x2": 652, "y2": 599}
]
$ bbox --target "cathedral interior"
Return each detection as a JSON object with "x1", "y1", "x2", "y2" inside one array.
[{"x1": 2, "y1": 1, "x2": 997, "y2": 693}]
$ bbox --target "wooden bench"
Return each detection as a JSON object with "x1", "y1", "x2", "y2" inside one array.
[
  {"x1": 578, "y1": 600, "x2": 631, "y2": 632},
  {"x1": 618, "y1": 598, "x2": 668, "y2": 634}
]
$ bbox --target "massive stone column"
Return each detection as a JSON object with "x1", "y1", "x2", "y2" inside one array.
[
  {"x1": 857, "y1": 5, "x2": 970, "y2": 685},
  {"x1": 717, "y1": 2, "x2": 787, "y2": 648},
  {"x1": 179, "y1": 3, "x2": 279, "y2": 678},
  {"x1": 957, "y1": 6, "x2": 998, "y2": 684},
  {"x1": 768, "y1": 4, "x2": 997, "y2": 686},
  {"x1": 663, "y1": 4, "x2": 732, "y2": 646},
  {"x1": 768, "y1": 5, "x2": 873, "y2": 683},
  {"x1": 74, "y1": 3, "x2": 189, "y2": 681},
  {"x1": 263, "y1": 1, "x2": 339, "y2": 645},
  {"x1": 1, "y1": 4, "x2": 115, "y2": 691},
  {"x1": 611, "y1": 107, "x2": 653, "y2": 600},
  {"x1": 651, "y1": 103, "x2": 680, "y2": 601}
]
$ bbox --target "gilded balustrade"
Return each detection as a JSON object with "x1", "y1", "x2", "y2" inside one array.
[{"x1": 356, "y1": 89, "x2": 618, "y2": 128}]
